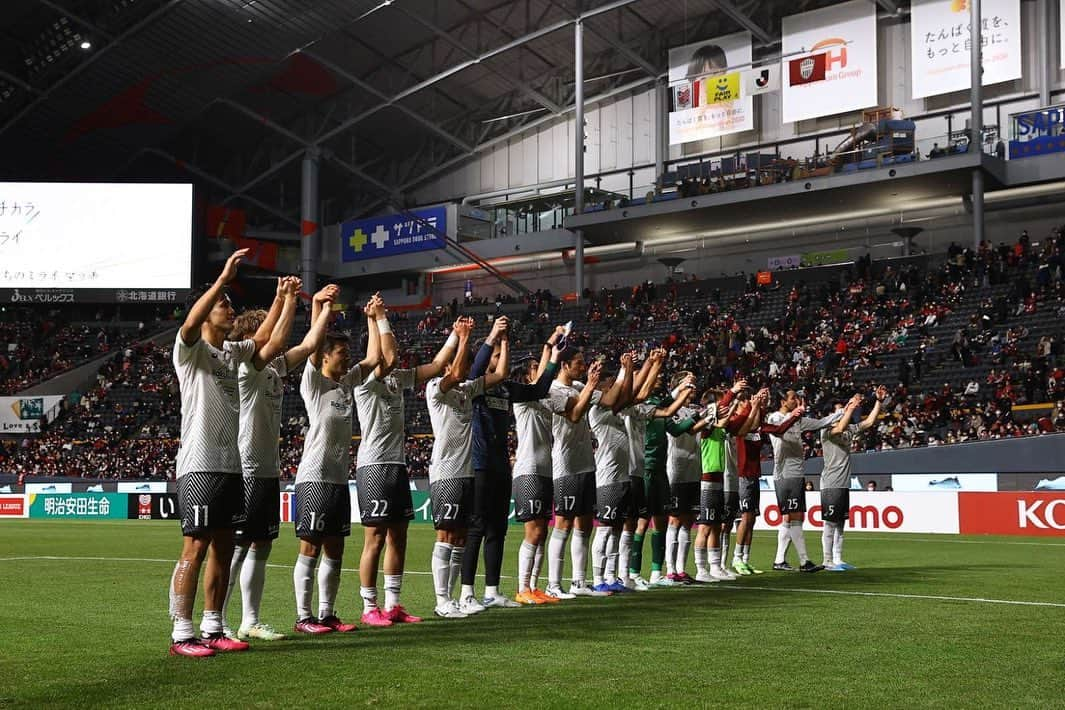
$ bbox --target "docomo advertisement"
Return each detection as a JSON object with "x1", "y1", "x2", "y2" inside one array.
[
  {"x1": 753, "y1": 491, "x2": 960, "y2": 534},
  {"x1": 780, "y1": 0, "x2": 878, "y2": 123},
  {"x1": 667, "y1": 31, "x2": 754, "y2": 145},
  {"x1": 959, "y1": 492, "x2": 1065, "y2": 536},
  {"x1": 909, "y1": 0, "x2": 1022, "y2": 100}
]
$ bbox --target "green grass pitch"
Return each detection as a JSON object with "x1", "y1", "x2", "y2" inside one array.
[{"x1": 1, "y1": 521, "x2": 1063, "y2": 708}]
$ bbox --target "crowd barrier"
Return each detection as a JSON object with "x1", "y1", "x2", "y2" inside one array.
[{"x1": 2, "y1": 490, "x2": 1063, "y2": 536}]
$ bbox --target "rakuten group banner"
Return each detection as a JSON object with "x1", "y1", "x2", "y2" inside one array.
[
  {"x1": 667, "y1": 31, "x2": 754, "y2": 145},
  {"x1": 780, "y1": 0, "x2": 878, "y2": 123},
  {"x1": 753, "y1": 491, "x2": 961, "y2": 534},
  {"x1": 909, "y1": 0, "x2": 1022, "y2": 99}
]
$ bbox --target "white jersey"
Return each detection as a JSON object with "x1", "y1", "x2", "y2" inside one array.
[
  {"x1": 765, "y1": 411, "x2": 842, "y2": 479},
  {"x1": 172, "y1": 333, "x2": 255, "y2": 478},
  {"x1": 513, "y1": 399, "x2": 552, "y2": 479},
  {"x1": 237, "y1": 355, "x2": 288, "y2": 478},
  {"x1": 667, "y1": 405, "x2": 702, "y2": 484},
  {"x1": 296, "y1": 360, "x2": 364, "y2": 485},
  {"x1": 820, "y1": 423, "x2": 858, "y2": 489},
  {"x1": 355, "y1": 368, "x2": 416, "y2": 467},
  {"x1": 426, "y1": 376, "x2": 485, "y2": 483},
  {"x1": 546, "y1": 380, "x2": 600, "y2": 479},
  {"x1": 723, "y1": 434, "x2": 739, "y2": 490},
  {"x1": 588, "y1": 402, "x2": 629, "y2": 487},
  {"x1": 623, "y1": 403, "x2": 655, "y2": 477}
]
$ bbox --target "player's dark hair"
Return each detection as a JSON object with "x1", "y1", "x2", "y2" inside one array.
[
  {"x1": 558, "y1": 346, "x2": 582, "y2": 365},
  {"x1": 184, "y1": 283, "x2": 227, "y2": 313},
  {"x1": 323, "y1": 332, "x2": 349, "y2": 353}
]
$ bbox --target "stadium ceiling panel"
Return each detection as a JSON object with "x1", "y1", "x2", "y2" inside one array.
[{"x1": 0, "y1": 0, "x2": 870, "y2": 228}]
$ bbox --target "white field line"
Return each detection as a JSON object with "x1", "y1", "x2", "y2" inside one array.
[{"x1": 1, "y1": 555, "x2": 1064, "y2": 608}]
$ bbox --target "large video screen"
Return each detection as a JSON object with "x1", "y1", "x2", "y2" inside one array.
[{"x1": 0, "y1": 182, "x2": 192, "y2": 298}]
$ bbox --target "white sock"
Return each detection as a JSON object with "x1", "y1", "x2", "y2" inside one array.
[
  {"x1": 317, "y1": 556, "x2": 342, "y2": 619},
  {"x1": 172, "y1": 616, "x2": 194, "y2": 642},
  {"x1": 518, "y1": 541, "x2": 535, "y2": 592},
  {"x1": 460, "y1": 584, "x2": 476, "y2": 601},
  {"x1": 293, "y1": 554, "x2": 316, "y2": 620},
  {"x1": 677, "y1": 526, "x2": 691, "y2": 576},
  {"x1": 360, "y1": 585, "x2": 378, "y2": 614},
  {"x1": 605, "y1": 528, "x2": 620, "y2": 584},
  {"x1": 570, "y1": 528, "x2": 589, "y2": 585},
  {"x1": 834, "y1": 525, "x2": 846, "y2": 564},
  {"x1": 618, "y1": 531, "x2": 633, "y2": 582},
  {"x1": 240, "y1": 544, "x2": 269, "y2": 628},
  {"x1": 822, "y1": 521, "x2": 837, "y2": 566},
  {"x1": 665, "y1": 523, "x2": 679, "y2": 575},
  {"x1": 431, "y1": 542, "x2": 453, "y2": 606},
  {"x1": 448, "y1": 546, "x2": 464, "y2": 600},
  {"x1": 383, "y1": 574, "x2": 402, "y2": 611},
  {"x1": 775, "y1": 526, "x2": 791, "y2": 564},
  {"x1": 742, "y1": 543, "x2": 751, "y2": 564},
  {"x1": 200, "y1": 609, "x2": 222, "y2": 636},
  {"x1": 789, "y1": 520, "x2": 810, "y2": 565},
  {"x1": 547, "y1": 528, "x2": 569, "y2": 588},
  {"x1": 694, "y1": 544, "x2": 708, "y2": 574},
  {"x1": 710, "y1": 546, "x2": 722, "y2": 571},
  {"x1": 733, "y1": 542, "x2": 745, "y2": 563},
  {"x1": 592, "y1": 526, "x2": 610, "y2": 586},
  {"x1": 485, "y1": 585, "x2": 500, "y2": 600},
  {"x1": 532, "y1": 542, "x2": 545, "y2": 588},
  {"x1": 222, "y1": 544, "x2": 248, "y2": 626}
]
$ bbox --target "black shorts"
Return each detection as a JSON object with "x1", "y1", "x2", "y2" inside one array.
[
  {"x1": 666, "y1": 481, "x2": 700, "y2": 516},
  {"x1": 643, "y1": 469, "x2": 671, "y2": 517},
  {"x1": 595, "y1": 481, "x2": 632, "y2": 525},
  {"x1": 295, "y1": 481, "x2": 351, "y2": 539},
  {"x1": 627, "y1": 474, "x2": 648, "y2": 519},
  {"x1": 356, "y1": 464, "x2": 414, "y2": 525},
  {"x1": 471, "y1": 466, "x2": 513, "y2": 531},
  {"x1": 178, "y1": 471, "x2": 244, "y2": 537},
  {"x1": 430, "y1": 478, "x2": 475, "y2": 530},
  {"x1": 513, "y1": 474, "x2": 552, "y2": 522},
  {"x1": 738, "y1": 477, "x2": 761, "y2": 516},
  {"x1": 554, "y1": 472, "x2": 595, "y2": 518},
  {"x1": 820, "y1": 487, "x2": 850, "y2": 524},
  {"x1": 235, "y1": 476, "x2": 280, "y2": 543},
  {"x1": 696, "y1": 485, "x2": 725, "y2": 526},
  {"x1": 775, "y1": 477, "x2": 807, "y2": 514}
]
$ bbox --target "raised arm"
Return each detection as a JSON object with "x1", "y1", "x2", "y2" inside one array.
[
  {"x1": 179, "y1": 248, "x2": 248, "y2": 345},
  {"x1": 414, "y1": 320, "x2": 463, "y2": 385},
  {"x1": 356, "y1": 296, "x2": 382, "y2": 380},
  {"x1": 858, "y1": 385, "x2": 887, "y2": 431},
  {"x1": 564, "y1": 360, "x2": 602, "y2": 423},
  {"x1": 371, "y1": 293, "x2": 398, "y2": 378},
  {"x1": 470, "y1": 316, "x2": 508, "y2": 380},
  {"x1": 485, "y1": 331, "x2": 510, "y2": 388},
  {"x1": 511, "y1": 342, "x2": 561, "y2": 404},
  {"x1": 285, "y1": 286, "x2": 335, "y2": 371},
  {"x1": 250, "y1": 278, "x2": 288, "y2": 353},
  {"x1": 635, "y1": 349, "x2": 665, "y2": 403},
  {"x1": 437, "y1": 317, "x2": 474, "y2": 393},
  {"x1": 253, "y1": 277, "x2": 300, "y2": 370},
  {"x1": 533, "y1": 325, "x2": 566, "y2": 381},
  {"x1": 738, "y1": 392, "x2": 767, "y2": 437}
]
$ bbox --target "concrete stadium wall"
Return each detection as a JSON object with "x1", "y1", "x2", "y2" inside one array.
[{"x1": 412, "y1": 4, "x2": 1065, "y2": 206}]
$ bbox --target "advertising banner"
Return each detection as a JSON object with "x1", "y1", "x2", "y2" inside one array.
[
  {"x1": 1, "y1": 395, "x2": 66, "y2": 434},
  {"x1": 116, "y1": 481, "x2": 169, "y2": 494},
  {"x1": 1008, "y1": 105, "x2": 1065, "y2": 160},
  {"x1": 909, "y1": 0, "x2": 1022, "y2": 100},
  {"x1": 743, "y1": 65, "x2": 781, "y2": 96},
  {"x1": 958, "y1": 492, "x2": 1065, "y2": 536},
  {"x1": 889, "y1": 473, "x2": 998, "y2": 492},
  {"x1": 127, "y1": 493, "x2": 178, "y2": 520},
  {"x1": 340, "y1": 206, "x2": 448, "y2": 263},
  {"x1": 28, "y1": 493, "x2": 127, "y2": 519},
  {"x1": 753, "y1": 491, "x2": 961, "y2": 534},
  {"x1": 781, "y1": 0, "x2": 878, "y2": 123},
  {"x1": 667, "y1": 31, "x2": 754, "y2": 145},
  {"x1": 25, "y1": 482, "x2": 72, "y2": 494},
  {"x1": 0, "y1": 494, "x2": 27, "y2": 518}
]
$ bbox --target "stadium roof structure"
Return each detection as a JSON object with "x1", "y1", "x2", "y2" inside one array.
[{"x1": 0, "y1": 0, "x2": 891, "y2": 229}]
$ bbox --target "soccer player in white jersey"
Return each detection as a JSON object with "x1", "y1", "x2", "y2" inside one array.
[
  {"x1": 220, "y1": 278, "x2": 336, "y2": 642},
  {"x1": 588, "y1": 353, "x2": 635, "y2": 594},
  {"x1": 820, "y1": 386, "x2": 885, "y2": 570},
  {"x1": 168, "y1": 248, "x2": 285, "y2": 658},
  {"x1": 291, "y1": 297, "x2": 382, "y2": 635},
  {"x1": 664, "y1": 372, "x2": 709, "y2": 584},
  {"x1": 511, "y1": 327, "x2": 564, "y2": 605},
  {"x1": 426, "y1": 317, "x2": 509, "y2": 618},
  {"x1": 544, "y1": 347, "x2": 626, "y2": 599},
  {"x1": 353, "y1": 309, "x2": 464, "y2": 627},
  {"x1": 764, "y1": 390, "x2": 841, "y2": 573}
]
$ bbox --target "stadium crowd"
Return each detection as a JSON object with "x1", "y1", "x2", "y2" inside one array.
[{"x1": 3, "y1": 227, "x2": 1065, "y2": 481}]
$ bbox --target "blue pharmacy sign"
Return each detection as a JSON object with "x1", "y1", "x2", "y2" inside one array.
[
  {"x1": 340, "y1": 206, "x2": 448, "y2": 262},
  {"x1": 1008, "y1": 105, "x2": 1065, "y2": 160}
]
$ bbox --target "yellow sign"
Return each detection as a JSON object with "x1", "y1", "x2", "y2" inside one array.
[{"x1": 704, "y1": 72, "x2": 741, "y2": 104}]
